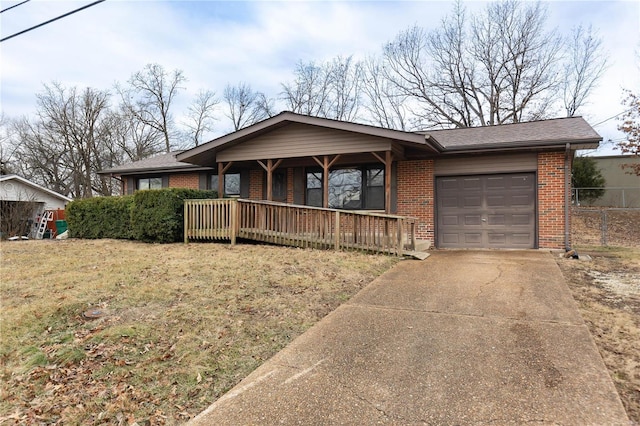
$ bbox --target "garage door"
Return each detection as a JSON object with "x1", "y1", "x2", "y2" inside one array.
[{"x1": 436, "y1": 173, "x2": 536, "y2": 248}]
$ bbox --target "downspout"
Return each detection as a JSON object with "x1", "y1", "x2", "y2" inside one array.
[{"x1": 564, "y1": 143, "x2": 571, "y2": 251}]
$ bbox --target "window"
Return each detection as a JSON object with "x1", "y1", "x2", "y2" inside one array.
[
  {"x1": 306, "y1": 171, "x2": 323, "y2": 207},
  {"x1": 306, "y1": 166, "x2": 385, "y2": 210},
  {"x1": 329, "y1": 168, "x2": 362, "y2": 209},
  {"x1": 211, "y1": 173, "x2": 241, "y2": 196},
  {"x1": 138, "y1": 177, "x2": 162, "y2": 190},
  {"x1": 365, "y1": 168, "x2": 384, "y2": 210}
]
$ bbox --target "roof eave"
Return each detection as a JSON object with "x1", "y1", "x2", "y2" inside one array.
[
  {"x1": 436, "y1": 138, "x2": 601, "y2": 154},
  {"x1": 98, "y1": 165, "x2": 214, "y2": 176}
]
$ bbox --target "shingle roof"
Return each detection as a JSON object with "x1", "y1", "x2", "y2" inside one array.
[
  {"x1": 422, "y1": 116, "x2": 601, "y2": 151},
  {"x1": 102, "y1": 114, "x2": 601, "y2": 175},
  {"x1": 99, "y1": 151, "x2": 214, "y2": 175}
]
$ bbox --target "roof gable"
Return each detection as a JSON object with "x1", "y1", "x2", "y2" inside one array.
[
  {"x1": 0, "y1": 175, "x2": 72, "y2": 202},
  {"x1": 177, "y1": 112, "x2": 431, "y2": 165}
]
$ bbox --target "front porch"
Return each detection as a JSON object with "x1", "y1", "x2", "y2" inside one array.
[{"x1": 184, "y1": 199, "x2": 419, "y2": 256}]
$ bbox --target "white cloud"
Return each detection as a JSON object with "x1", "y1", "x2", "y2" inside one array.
[{"x1": 1, "y1": 0, "x2": 639, "y2": 152}]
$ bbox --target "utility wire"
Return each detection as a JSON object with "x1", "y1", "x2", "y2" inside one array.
[
  {"x1": 592, "y1": 107, "x2": 635, "y2": 127},
  {"x1": 0, "y1": 0, "x2": 106, "y2": 43},
  {"x1": 0, "y1": 0, "x2": 30, "y2": 14}
]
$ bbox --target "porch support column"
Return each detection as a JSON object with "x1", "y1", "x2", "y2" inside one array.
[
  {"x1": 372, "y1": 151, "x2": 394, "y2": 214},
  {"x1": 217, "y1": 161, "x2": 234, "y2": 197},
  {"x1": 312, "y1": 155, "x2": 341, "y2": 208},
  {"x1": 257, "y1": 159, "x2": 283, "y2": 201}
]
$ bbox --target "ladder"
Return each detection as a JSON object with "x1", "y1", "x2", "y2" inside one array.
[{"x1": 35, "y1": 211, "x2": 54, "y2": 239}]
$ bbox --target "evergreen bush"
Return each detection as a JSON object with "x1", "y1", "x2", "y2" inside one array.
[
  {"x1": 66, "y1": 195, "x2": 135, "y2": 239},
  {"x1": 130, "y1": 188, "x2": 217, "y2": 243}
]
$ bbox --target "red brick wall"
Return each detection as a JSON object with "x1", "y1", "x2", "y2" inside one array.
[
  {"x1": 249, "y1": 170, "x2": 263, "y2": 200},
  {"x1": 169, "y1": 173, "x2": 199, "y2": 190},
  {"x1": 538, "y1": 152, "x2": 570, "y2": 249},
  {"x1": 287, "y1": 168, "x2": 294, "y2": 204},
  {"x1": 396, "y1": 160, "x2": 435, "y2": 242}
]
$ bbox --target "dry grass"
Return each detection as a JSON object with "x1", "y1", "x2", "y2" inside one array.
[
  {"x1": 558, "y1": 238, "x2": 640, "y2": 422},
  {"x1": 0, "y1": 239, "x2": 398, "y2": 424}
]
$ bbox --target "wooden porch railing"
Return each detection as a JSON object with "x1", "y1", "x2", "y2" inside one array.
[{"x1": 184, "y1": 199, "x2": 416, "y2": 256}]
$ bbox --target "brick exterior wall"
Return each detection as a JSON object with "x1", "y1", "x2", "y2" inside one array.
[
  {"x1": 169, "y1": 173, "x2": 200, "y2": 190},
  {"x1": 287, "y1": 168, "x2": 294, "y2": 204},
  {"x1": 396, "y1": 160, "x2": 435, "y2": 242},
  {"x1": 249, "y1": 170, "x2": 263, "y2": 200},
  {"x1": 537, "y1": 152, "x2": 570, "y2": 249}
]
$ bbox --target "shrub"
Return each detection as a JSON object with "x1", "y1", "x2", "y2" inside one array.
[
  {"x1": 66, "y1": 196, "x2": 135, "y2": 239},
  {"x1": 130, "y1": 189, "x2": 217, "y2": 243},
  {"x1": 572, "y1": 156, "x2": 606, "y2": 204}
]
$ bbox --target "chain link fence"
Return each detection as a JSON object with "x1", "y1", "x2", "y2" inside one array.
[
  {"x1": 573, "y1": 187, "x2": 640, "y2": 208},
  {"x1": 572, "y1": 208, "x2": 640, "y2": 247}
]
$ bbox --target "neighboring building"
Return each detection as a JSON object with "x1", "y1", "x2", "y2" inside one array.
[
  {"x1": 100, "y1": 112, "x2": 602, "y2": 250},
  {"x1": 0, "y1": 175, "x2": 72, "y2": 237},
  {"x1": 583, "y1": 155, "x2": 640, "y2": 208},
  {"x1": 0, "y1": 174, "x2": 71, "y2": 210}
]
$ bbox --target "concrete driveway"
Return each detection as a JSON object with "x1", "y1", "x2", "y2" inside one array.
[{"x1": 189, "y1": 251, "x2": 629, "y2": 425}]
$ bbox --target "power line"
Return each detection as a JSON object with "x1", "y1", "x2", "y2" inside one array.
[
  {"x1": 0, "y1": 0, "x2": 30, "y2": 14},
  {"x1": 592, "y1": 107, "x2": 635, "y2": 127},
  {"x1": 0, "y1": 0, "x2": 106, "y2": 43}
]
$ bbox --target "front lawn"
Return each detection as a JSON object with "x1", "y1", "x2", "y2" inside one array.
[{"x1": 0, "y1": 239, "x2": 398, "y2": 424}]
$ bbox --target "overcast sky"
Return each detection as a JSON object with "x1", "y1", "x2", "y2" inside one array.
[{"x1": 1, "y1": 0, "x2": 639, "y2": 156}]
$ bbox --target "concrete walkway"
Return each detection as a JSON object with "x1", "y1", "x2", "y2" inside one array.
[{"x1": 189, "y1": 251, "x2": 629, "y2": 425}]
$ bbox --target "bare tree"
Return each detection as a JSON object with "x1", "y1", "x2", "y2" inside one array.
[
  {"x1": 0, "y1": 113, "x2": 17, "y2": 175},
  {"x1": 381, "y1": 0, "x2": 591, "y2": 128},
  {"x1": 326, "y1": 55, "x2": 363, "y2": 121},
  {"x1": 183, "y1": 90, "x2": 219, "y2": 147},
  {"x1": 105, "y1": 107, "x2": 164, "y2": 163},
  {"x1": 11, "y1": 83, "x2": 115, "y2": 198},
  {"x1": 281, "y1": 61, "x2": 331, "y2": 116},
  {"x1": 281, "y1": 56, "x2": 363, "y2": 121},
  {"x1": 223, "y1": 83, "x2": 271, "y2": 131},
  {"x1": 562, "y1": 25, "x2": 608, "y2": 117},
  {"x1": 117, "y1": 63, "x2": 186, "y2": 152},
  {"x1": 361, "y1": 56, "x2": 411, "y2": 130}
]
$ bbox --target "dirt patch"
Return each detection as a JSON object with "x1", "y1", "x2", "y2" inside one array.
[
  {"x1": 557, "y1": 248, "x2": 640, "y2": 424},
  {"x1": 572, "y1": 208, "x2": 640, "y2": 247}
]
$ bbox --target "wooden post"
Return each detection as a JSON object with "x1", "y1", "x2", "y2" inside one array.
[
  {"x1": 312, "y1": 155, "x2": 341, "y2": 209},
  {"x1": 257, "y1": 159, "x2": 283, "y2": 202},
  {"x1": 385, "y1": 151, "x2": 392, "y2": 214},
  {"x1": 184, "y1": 200, "x2": 190, "y2": 243},
  {"x1": 217, "y1": 162, "x2": 234, "y2": 197},
  {"x1": 372, "y1": 151, "x2": 393, "y2": 214},
  {"x1": 334, "y1": 210, "x2": 340, "y2": 250},
  {"x1": 230, "y1": 199, "x2": 237, "y2": 245},
  {"x1": 397, "y1": 218, "x2": 404, "y2": 257}
]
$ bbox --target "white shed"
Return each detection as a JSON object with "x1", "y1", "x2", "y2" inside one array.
[
  {"x1": 0, "y1": 175, "x2": 72, "y2": 238},
  {"x1": 0, "y1": 175, "x2": 71, "y2": 209}
]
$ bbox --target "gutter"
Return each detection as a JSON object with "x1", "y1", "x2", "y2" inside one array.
[{"x1": 564, "y1": 143, "x2": 571, "y2": 251}]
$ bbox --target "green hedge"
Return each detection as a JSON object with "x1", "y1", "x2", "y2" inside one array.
[
  {"x1": 66, "y1": 188, "x2": 217, "y2": 242},
  {"x1": 66, "y1": 195, "x2": 135, "y2": 239},
  {"x1": 130, "y1": 188, "x2": 217, "y2": 243}
]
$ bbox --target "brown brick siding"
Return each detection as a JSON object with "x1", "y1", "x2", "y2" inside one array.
[
  {"x1": 537, "y1": 152, "x2": 570, "y2": 249},
  {"x1": 168, "y1": 173, "x2": 200, "y2": 190},
  {"x1": 396, "y1": 160, "x2": 435, "y2": 242}
]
